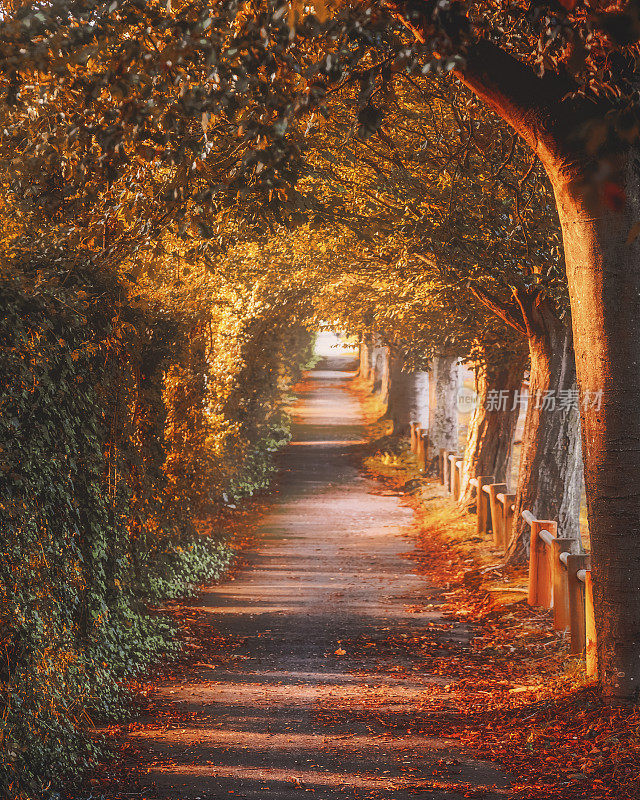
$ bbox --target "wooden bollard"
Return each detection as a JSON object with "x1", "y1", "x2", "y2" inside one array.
[
  {"x1": 448, "y1": 454, "x2": 457, "y2": 496},
  {"x1": 419, "y1": 432, "x2": 429, "y2": 472},
  {"x1": 441, "y1": 449, "x2": 450, "y2": 487},
  {"x1": 409, "y1": 422, "x2": 418, "y2": 452},
  {"x1": 584, "y1": 570, "x2": 597, "y2": 678},
  {"x1": 551, "y1": 538, "x2": 573, "y2": 631},
  {"x1": 476, "y1": 476, "x2": 495, "y2": 537},
  {"x1": 527, "y1": 520, "x2": 557, "y2": 608},
  {"x1": 567, "y1": 554, "x2": 590, "y2": 654},
  {"x1": 414, "y1": 429, "x2": 426, "y2": 472},
  {"x1": 453, "y1": 460, "x2": 462, "y2": 501},
  {"x1": 502, "y1": 493, "x2": 516, "y2": 549},
  {"x1": 414, "y1": 425, "x2": 422, "y2": 460},
  {"x1": 488, "y1": 484, "x2": 508, "y2": 550}
]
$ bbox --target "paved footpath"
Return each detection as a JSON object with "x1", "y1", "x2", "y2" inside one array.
[{"x1": 126, "y1": 333, "x2": 509, "y2": 800}]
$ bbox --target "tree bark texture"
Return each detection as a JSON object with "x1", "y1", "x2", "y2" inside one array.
[
  {"x1": 508, "y1": 310, "x2": 583, "y2": 559},
  {"x1": 427, "y1": 355, "x2": 459, "y2": 457},
  {"x1": 458, "y1": 349, "x2": 525, "y2": 508},
  {"x1": 387, "y1": 352, "x2": 429, "y2": 436}
]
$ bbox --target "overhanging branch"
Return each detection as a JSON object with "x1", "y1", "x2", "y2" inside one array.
[
  {"x1": 455, "y1": 40, "x2": 577, "y2": 170},
  {"x1": 388, "y1": 2, "x2": 591, "y2": 173},
  {"x1": 470, "y1": 285, "x2": 527, "y2": 337}
]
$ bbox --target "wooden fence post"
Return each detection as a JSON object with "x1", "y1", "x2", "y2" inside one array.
[
  {"x1": 476, "y1": 476, "x2": 495, "y2": 537},
  {"x1": 439, "y1": 448, "x2": 446, "y2": 483},
  {"x1": 527, "y1": 520, "x2": 557, "y2": 608},
  {"x1": 448, "y1": 455, "x2": 457, "y2": 496},
  {"x1": 453, "y1": 459, "x2": 462, "y2": 501},
  {"x1": 567, "y1": 554, "x2": 590, "y2": 655},
  {"x1": 419, "y1": 432, "x2": 429, "y2": 472},
  {"x1": 585, "y1": 570, "x2": 597, "y2": 678},
  {"x1": 502, "y1": 493, "x2": 516, "y2": 550},
  {"x1": 442, "y1": 450, "x2": 451, "y2": 489},
  {"x1": 410, "y1": 422, "x2": 418, "y2": 452},
  {"x1": 551, "y1": 538, "x2": 573, "y2": 631},
  {"x1": 488, "y1": 484, "x2": 508, "y2": 550},
  {"x1": 414, "y1": 428, "x2": 424, "y2": 470}
]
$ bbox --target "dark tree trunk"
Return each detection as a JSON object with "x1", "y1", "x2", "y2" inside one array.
[
  {"x1": 458, "y1": 348, "x2": 526, "y2": 508},
  {"x1": 508, "y1": 307, "x2": 583, "y2": 559},
  {"x1": 387, "y1": 352, "x2": 429, "y2": 436}
]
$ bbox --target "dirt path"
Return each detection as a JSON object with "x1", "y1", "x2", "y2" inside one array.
[{"x1": 123, "y1": 335, "x2": 509, "y2": 799}]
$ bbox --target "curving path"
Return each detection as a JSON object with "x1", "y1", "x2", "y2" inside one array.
[{"x1": 126, "y1": 332, "x2": 508, "y2": 800}]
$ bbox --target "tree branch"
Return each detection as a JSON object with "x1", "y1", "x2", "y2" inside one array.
[
  {"x1": 455, "y1": 40, "x2": 578, "y2": 172},
  {"x1": 389, "y1": 4, "x2": 596, "y2": 176},
  {"x1": 470, "y1": 285, "x2": 527, "y2": 337}
]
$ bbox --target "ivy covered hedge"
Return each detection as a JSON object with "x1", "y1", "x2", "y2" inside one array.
[{"x1": 0, "y1": 254, "x2": 314, "y2": 799}]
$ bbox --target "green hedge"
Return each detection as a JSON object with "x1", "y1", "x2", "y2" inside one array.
[{"x1": 0, "y1": 259, "x2": 314, "y2": 799}]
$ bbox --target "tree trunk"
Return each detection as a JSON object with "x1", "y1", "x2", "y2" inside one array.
[
  {"x1": 387, "y1": 353, "x2": 429, "y2": 436},
  {"x1": 372, "y1": 343, "x2": 390, "y2": 403},
  {"x1": 554, "y1": 151, "x2": 640, "y2": 702},
  {"x1": 359, "y1": 338, "x2": 373, "y2": 381},
  {"x1": 427, "y1": 355, "x2": 459, "y2": 460},
  {"x1": 508, "y1": 309, "x2": 583, "y2": 560},
  {"x1": 458, "y1": 349, "x2": 526, "y2": 508}
]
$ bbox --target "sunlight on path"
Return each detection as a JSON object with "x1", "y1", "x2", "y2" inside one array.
[{"x1": 124, "y1": 343, "x2": 508, "y2": 799}]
